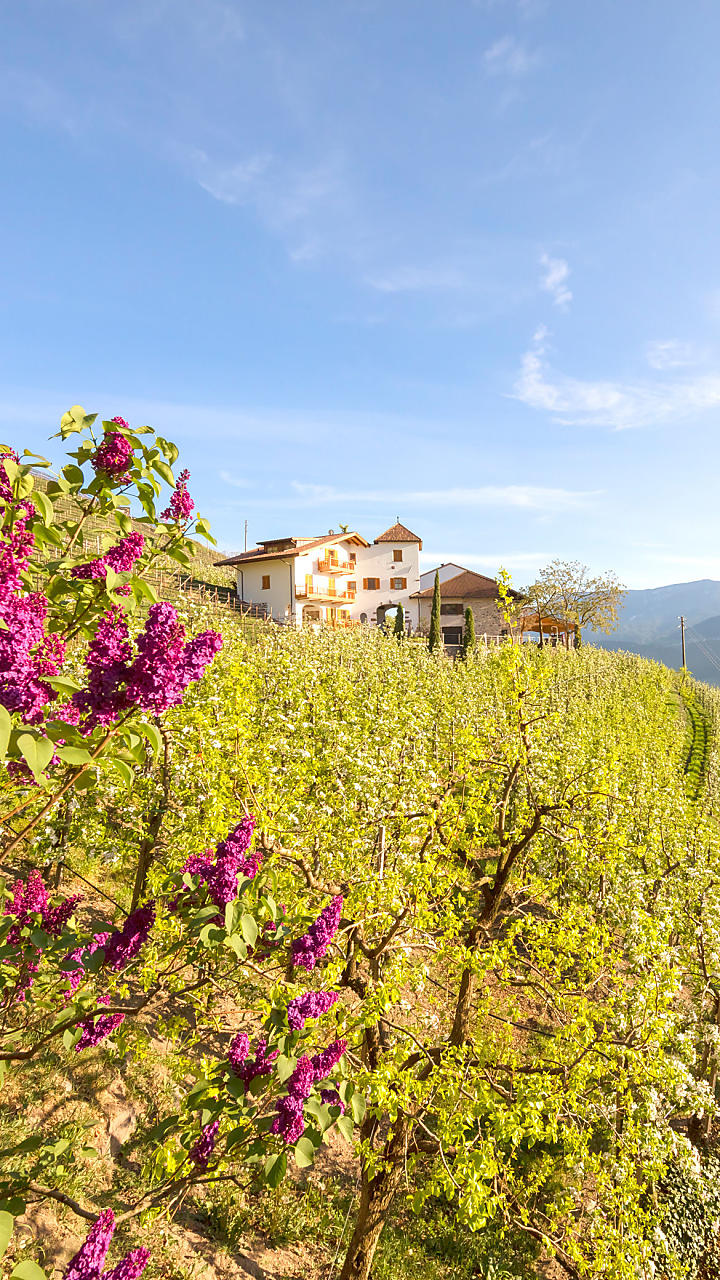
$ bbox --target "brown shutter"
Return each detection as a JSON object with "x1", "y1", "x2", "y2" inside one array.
[
  {"x1": 363, "y1": 578, "x2": 368, "y2": 590},
  {"x1": 401, "y1": 578, "x2": 407, "y2": 590}
]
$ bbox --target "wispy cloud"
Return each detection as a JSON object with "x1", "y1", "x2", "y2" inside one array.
[
  {"x1": 483, "y1": 36, "x2": 541, "y2": 77},
  {"x1": 365, "y1": 264, "x2": 467, "y2": 294},
  {"x1": 645, "y1": 339, "x2": 701, "y2": 370},
  {"x1": 219, "y1": 469, "x2": 249, "y2": 488},
  {"x1": 539, "y1": 253, "x2": 572, "y2": 308},
  {"x1": 188, "y1": 148, "x2": 350, "y2": 257},
  {"x1": 514, "y1": 328, "x2": 720, "y2": 429},
  {"x1": 289, "y1": 482, "x2": 595, "y2": 511}
]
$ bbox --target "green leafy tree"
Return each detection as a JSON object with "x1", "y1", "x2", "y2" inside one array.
[
  {"x1": 393, "y1": 602, "x2": 405, "y2": 639},
  {"x1": 462, "y1": 605, "x2": 475, "y2": 657},
  {"x1": 429, "y1": 570, "x2": 442, "y2": 653}
]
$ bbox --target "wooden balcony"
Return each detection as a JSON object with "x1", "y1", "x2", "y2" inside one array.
[
  {"x1": 318, "y1": 556, "x2": 356, "y2": 574},
  {"x1": 295, "y1": 585, "x2": 356, "y2": 603}
]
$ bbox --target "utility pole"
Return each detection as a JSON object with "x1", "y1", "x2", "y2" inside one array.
[
  {"x1": 244, "y1": 519, "x2": 248, "y2": 552},
  {"x1": 679, "y1": 615, "x2": 686, "y2": 669}
]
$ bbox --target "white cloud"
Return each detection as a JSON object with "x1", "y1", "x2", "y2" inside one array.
[
  {"x1": 188, "y1": 149, "x2": 350, "y2": 257},
  {"x1": 219, "y1": 470, "x2": 249, "y2": 488},
  {"x1": 539, "y1": 253, "x2": 572, "y2": 308},
  {"x1": 514, "y1": 328, "x2": 720, "y2": 429},
  {"x1": 365, "y1": 264, "x2": 467, "y2": 294},
  {"x1": 645, "y1": 339, "x2": 701, "y2": 370},
  {"x1": 289, "y1": 482, "x2": 595, "y2": 512},
  {"x1": 483, "y1": 36, "x2": 541, "y2": 77}
]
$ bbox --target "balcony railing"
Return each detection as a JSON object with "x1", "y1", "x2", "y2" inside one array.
[
  {"x1": 295, "y1": 585, "x2": 357, "y2": 602},
  {"x1": 318, "y1": 556, "x2": 356, "y2": 574}
]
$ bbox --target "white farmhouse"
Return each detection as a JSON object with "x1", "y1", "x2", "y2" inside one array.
[{"x1": 215, "y1": 521, "x2": 422, "y2": 629}]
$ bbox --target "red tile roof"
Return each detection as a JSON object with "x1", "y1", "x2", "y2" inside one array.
[
  {"x1": 214, "y1": 531, "x2": 368, "y2": 568},
  {"x1": 374, "y1": 521, "x2": 423, "y2": 549},
  {"x1": 411, "y1": 569, "x2": 517, "y2": 600}
]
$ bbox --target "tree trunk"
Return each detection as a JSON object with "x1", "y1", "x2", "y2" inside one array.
[{"x1": 338, "y1": 1121, "x2": 408, "y2": 1280}]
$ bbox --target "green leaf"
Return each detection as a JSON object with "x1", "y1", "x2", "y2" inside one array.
[
  {"x1": 0, "y1": 706, "x2": 10, "y2": 764},
  {"x1": 223, "y1": 934, "x2": 247, "y2": 959},
  {"x1": 11, "y1": 1260, "x2": 49, "y2": 1280},
  {"x1": 153, "y1": 459, "x2": 175, "y2": 486},
  {"x1": 240, "y1": 914, "x2": 258, "y2": 947},
  {"x1": 107, "y1": 758, "x2": 134, "y2": 786},
  {"x1": 0, "y1": 1210, "x2": 13, "y2": 1260},
  {"x1": 224, "y1": 900, "x2": 243, "y2": 934},
  {"x1": 62, "y1": 464, "x2": 85, "y2": 486},
  {"x1": 31, "y1": 491, "x2": 54, "y2": 523},
  {"x1": 140, "y1": 722, "x2": 163, "y2": 758},
  {"x1": 350, "y1": 1092, "x2": 367, "y2": 1124},
  {"x1": 264, "y1": 1151, "x2": 287, "y2": 1188},
  {"x1": 293, "y1": 1135, "x2": 316, "y2": 1168},
  {"x1": 275, "y1": 1055, "x2": 297, "y2": 1085},
  {"x1": 56, "y1": 745, "x2": 93, "y2": 767},
  {"x1": 133, "y1": 578, "x2": 158, "y2": 604},
  {"x1": 336, "y1": 1113, "x2": 355, "y2": 1143},
  {"x1": 16, "y1": 734, "x2": 54, "y2": 782}
]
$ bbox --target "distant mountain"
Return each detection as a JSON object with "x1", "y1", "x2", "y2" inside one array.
[{"x1": 590, "y1": 580, "x2": 720, "y2": 685}]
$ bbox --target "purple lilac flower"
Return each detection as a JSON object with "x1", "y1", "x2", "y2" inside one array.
[
  {"x1": 75, "y1": 1012, "x2": 125, "y2": 1052},
  {"x1": 101, "y1": 1249, "x2": 150, "y2": 1280},
  {"x1": 182, "y1": 817, "x2": 260, "y2": 910},
  {"x1": 310, "y1": 1039, "x2": 348, "y2": 1081},
  {"x1": 0, "y1": 461, "x2": 65, "y2": 725},
  {"x1": 124, "y1": 603, "x2": 223, "y2": 714},
  {"x1": 287, "y1": 990, "x2": 339, "y2": 1030},
  {"x1": 102, "y1": 906, "x2": 154, "y2": 972},
  {"x1": 73, "y1": 607, "x2": 132, "y2": 726},
  {"x1": 291, "y1": 895, "x2": 343, "y2": 971},
  {"x1": 320, "y1": 1088, "x2": 345, "y2": 1113},
  {"x1": 271, "y1": 1054, "x2": 315, "y2": 1145},
  {"x1": 62, "y1": 933, "x2": 110, "y2": 1001},
  {"x1": 92, "y1": 429, "x2": 134, "y2": 481},
  {"x1": 4, "y1": 869, "x2": 81, "y2": 942},
  {"x1": 229, "y1": 1034, "x2": 278, "y2": 1086},
  {"x1": 161, "y1": 469, "x2": 194, "y2": 523},
  {"x1": 72, "y1": 533, "x2": 145, "y2": 583},
  {"x1": 189, "y1": 1118, "x2": 219, "y2": 1170},
  {"x1": 64, "y1": 1208, "x2": 116, "y2": 1280}
]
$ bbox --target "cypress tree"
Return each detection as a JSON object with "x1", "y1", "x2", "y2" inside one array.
[
  {"x1": 429, "y1": 571, "x2": 442, "y2": 653},
  {"x1": 462, "y1": 606, "x2": 476, "y2": 657},
  {"x1": 393, "y1": 603, "x2": 405, "y2": 639}
]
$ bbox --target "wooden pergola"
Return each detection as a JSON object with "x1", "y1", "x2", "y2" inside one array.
[{"x1": 517, "y1": 610, "x2": 576, "y2": 648}]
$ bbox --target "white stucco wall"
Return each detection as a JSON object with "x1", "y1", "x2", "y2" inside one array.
[{"x1": 349, "y1": 540, "x2": 421, "y2": 628}]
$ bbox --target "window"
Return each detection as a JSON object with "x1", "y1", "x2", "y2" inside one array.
[
  {"x1": 440, "y1": 602, "x2": 463, "y2": 615},
  {"x1": 349, "y1": 552, "x2": 357, "y2": 563},
  {"x1": 391, "y1": 577, "x2": 407, "y2": 591},
  {"x1": 261, "y1": 574, "x2": 270, "y2": 590},
  {"x1": 363, "y1": 577, "x2": 380, "y2": 590},
  {"x1": 442, "y1": 627, "x2": 463, "y2": 646},
  {"x1": 393, "y1": 549, "x2": 403, "y2": 563},
  {"x1": 348, "y1": 580, "x2": 357, "y2": 592}
]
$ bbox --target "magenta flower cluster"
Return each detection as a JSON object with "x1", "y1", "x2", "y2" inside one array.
[
  {"x1": 103, "y1": 906, "x2": 155, "y2": 971},
  {"x1": 161, "y1": 469, "x2": 194, "y2": 523},
  {"x1": 189, "y1": 1118, "x2": 219, "y2": 1169},
  {"x1": 73, "y1": 602, "x2": 222, "y2": 726},
  {"x1": 91, "y1": 425, "x2": 134, "y2": 482},
  {"x1": 74, "y1": 1011, "x2": 125, "y2": 1053},
  {"x1": 291, "y1": 895, "x2": 343, "y2": 971},
  {"x1": 287, "y1": 989, "x2": 339, "y2": 1030},
  {"x1": 62, "y1": 933, "x2": 110, "y2": 1001},
  {"x1": 64, "y1": 1208, "x2": 149, "y2": 1280},
  {"x1": 4, "y1": 869, "x2": 80, "y2": 942},
  {"x1": 182, "y1": 816, "x2": 260, "y2": 909},
  {"x1": 0, "y1": 452, "x2": 64, "y2": 724},
  {"x1": 71, "y1": 533, "x2": 145, "y2": 584},
  {"x1": 271, "y1": 1038, "x2": 347, "y2": 1145},
  {"x1": 228, "y1": 1032, "x2": 278, "y2": 1085}
]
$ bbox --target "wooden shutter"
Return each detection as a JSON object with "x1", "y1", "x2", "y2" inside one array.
[
  {"x1": 400, "y1": 577, "x2": 407, "y2": 590},
  {"x1": 363, "y1": 578, "x2": 369, "y2": 590}
]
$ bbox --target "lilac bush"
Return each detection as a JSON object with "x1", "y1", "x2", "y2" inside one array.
[{"x1": 291, "y1": 894, "x2": 343, "y2": 970}]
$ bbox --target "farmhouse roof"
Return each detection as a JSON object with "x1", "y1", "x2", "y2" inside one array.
[
  {"x1": 411, "y1": 568, "x2": 517, "y2": 600},
  {"x1": 214, "y1": 531, "x2": 369, "y2": 568},
  {"x1": 374, "y1": 521, "x2": 423, "y2": 549}
]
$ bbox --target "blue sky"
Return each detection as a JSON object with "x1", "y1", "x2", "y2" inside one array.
[{"x1": 1, "y1": 0, "x2": 719, "y2": 588}]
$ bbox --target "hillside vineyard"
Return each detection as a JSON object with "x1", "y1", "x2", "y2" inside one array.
[{"x1": 3, "y1": 417, "x2": 720, "y2": 1280}]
